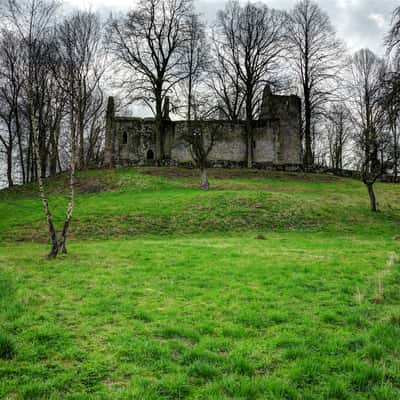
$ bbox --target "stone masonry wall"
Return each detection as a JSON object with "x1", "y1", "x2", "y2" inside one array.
[
  {"x1": 113, "y1": 117, "x2": 156, "y2": 166},
  {"x1": 104, "y1": 86, "x2": 302, "y2": 168}
]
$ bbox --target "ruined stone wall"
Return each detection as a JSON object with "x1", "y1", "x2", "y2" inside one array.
[
  {"x1": 113, "y1": 117, "x2": 156, "y2": 166},
  {"x1": 259, "y1": 89, "x2": 301, "y2": 165},
  {"x1": 104, "y1": 87, "x2": 302, "y2": 168},
  {"x1": 169, "y1": 121, "x2": 247, "y2": 163},
  {"x1": 253, "y1": 121, "x2": 278, "y2": 163},
  {"x1": 107, "y1": 117, "x2": 301, "y2": 166}
]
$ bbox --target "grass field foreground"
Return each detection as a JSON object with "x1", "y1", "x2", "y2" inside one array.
[{"x1": 0, "y1": 167, "x2": 400, "y2": 399}]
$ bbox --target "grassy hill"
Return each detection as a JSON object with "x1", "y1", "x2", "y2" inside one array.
[{"x1": 1, "y1": 167, "x2": 400, "y2": 399}]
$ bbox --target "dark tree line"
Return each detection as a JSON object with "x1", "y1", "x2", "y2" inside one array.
[
  {"x1": 0, "y1": 0, "x2": 106, "y2": 189},
  {"x1": 0, "y1": 0, "x2": 107, "y2": 257}
]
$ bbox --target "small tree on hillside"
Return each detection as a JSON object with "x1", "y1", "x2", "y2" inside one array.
[
  {"x1": 347, "y1": 49, "x2": 388, "y2": 212},
  {"x1": 184, "y1": 118, "x2": 220, "y2": 190}
]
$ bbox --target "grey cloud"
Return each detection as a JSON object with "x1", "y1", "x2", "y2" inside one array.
[
  {"x1": 72, "y1": 0, "x2": 398, "y2": 54},
  {"x1": 195, "y1": 0, "x2": 397, "y2": 54}
]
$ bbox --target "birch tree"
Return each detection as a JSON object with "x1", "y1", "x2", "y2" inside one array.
[{"x1": 5, "y1": 0, "x2": 78, "y2": 258}]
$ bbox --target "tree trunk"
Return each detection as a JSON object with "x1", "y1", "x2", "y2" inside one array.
[
  {"x1": 304, "y1": 95, "x2": 313, "y2": 169},
  {"x1": 78, "y1": 108, "x2": 85, "y2": 169},
  {"x1": 154, "y1": 87, "x2": 164, "y2": 162},
  {"x1": 6, "y1": 143, "x2": 13, "y2": 187},
  {"x1": 7, "y1": 157, "x2": 13, "y2": 187},
  {"x1": 26, "y1": 131, "x2": 32, "y2": 183},
  {"x1": 38, "y1": 121, "x2": 47, "y2": 179},
  {"x1": 393, "y1": 125, "x2": 398, "y2": 182},
  {"x1": 303, "y1": 35, "x2": 313, "y2": 170},
  {"x1": 200, "y1": 167, "x2": 209, "y2": 190},
  {"x1": 15, "y1": 113, "x2": 25, "y2": 184},
  {"x1": 58, "y1": 112, "x2": 76, "y2": 254},
  {"x1": 246, "y1": 123, "x2": 253, "y2": 169},
  {"x1": 49, "y1": 129, "x2": 57, "y2": 177},
  {"x1": 366, "y1": 183, "x2": 377, "y2": 212},
  {"x1": 31, "y1": 111, "x2": 59, "y2": 258},
  {"x1": 155, "y1": 114, "x2": 163, "y2": 163},
  {"x1": 58, "y1": 168, "x2": 75, "y2": 253},
  {"x1": 245, "y1": 94, "x2": 253, "y2": 168}
]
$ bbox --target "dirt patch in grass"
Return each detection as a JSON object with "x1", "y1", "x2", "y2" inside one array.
[
  {"x1": 0, "y1": 169, "x2": 123, "y2": 198},
  {"x1": 74, "y1": 176, "x2": 122, "y2": 194},
  {"x1": 139, "y1": 167, "x2": 344, "y2": 183}
]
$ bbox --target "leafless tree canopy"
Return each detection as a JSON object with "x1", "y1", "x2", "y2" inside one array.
[
  {"x1": 347, "y1": 49, "x2": 388, "y2": 211},
  {"x1": 286, "y1": 0, "x2": 345, "y2": 169},
  {"x1": 108, "y1": 0, "x2": 194, "y2": 160},
  {"x1": 214, "y1": 0, "x2": 287, "y2": 167}
]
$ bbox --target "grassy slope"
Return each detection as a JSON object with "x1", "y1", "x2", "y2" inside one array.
[
  {"x1": 1, "y1": 167, "x2": 399, "y2": 241},
  {"x1": 0, "y1": 168, "x2": 400, "y2": 399}
]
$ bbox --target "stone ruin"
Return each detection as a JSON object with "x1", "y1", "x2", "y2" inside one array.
[{"x1": 104, "y1": 86, "x2": 302, "y2": 169}]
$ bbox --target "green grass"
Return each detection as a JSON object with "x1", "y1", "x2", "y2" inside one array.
[{"x1": 1, "y1": 167, "x2": 400, "y2": 399}]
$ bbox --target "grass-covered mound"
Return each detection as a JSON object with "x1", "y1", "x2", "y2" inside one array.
[
  {"x1": 0, "y1": 167, "x2": 400, "y2": 399},
  {"x1": 1, "y1": 167, "x2": 399, "y2": 241}
]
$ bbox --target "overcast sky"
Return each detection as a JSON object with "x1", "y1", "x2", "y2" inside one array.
[{"x1": 68, "y1": 0, "x2": 397, "y2": 55}]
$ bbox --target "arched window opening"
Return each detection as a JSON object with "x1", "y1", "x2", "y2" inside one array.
[
  {"x1": 147, "y1": 149, "x2": 154, "y2": 160},
  {"x1": 122, "y1": 131, "x2": 128, "y2": 145}
]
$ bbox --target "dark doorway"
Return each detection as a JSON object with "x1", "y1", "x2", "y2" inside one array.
[
  {"x1": 147, "y1": 149, "x2": 154, "y2": 160},
  {"x1": 122, "y1": 131, "x2": 128, "y2": 145}
]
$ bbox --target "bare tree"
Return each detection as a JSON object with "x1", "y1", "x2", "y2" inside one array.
[
  {"x1": 0, "y1": 30, "x2": 25, "y2": 186},
  {"x1": 348, "y1": 49, "x2": 387, "y2": 212},
  {"x1": 181, "y1": 12, "x2": 208, "y2": 122},
  {"x1": 386, "y1": 5, "x2": 400, "y2": 58},
  {"x1": 208, "y1": 30, "x2": 244, "y2": 122},
  {"x1": 286, "y1": 0, "x2": 345, "y2": 169},
  {"x1": 184, "y1": 113, "x2": 221, "y2": 190},
  {"x1": 380, "y1": 70, "x2": 400, "y2": 181},
  {"x1": 0, "y1": 110, "x2": 16, "y2": 187},
  {"x1": 85, "y1": 87, "x2": 105, "y2": 166},
  {"x1": 384, "y1": 6, "x2": 400, "y2": 181},
  {"x1": 187, "y1": 122, "x2": 218, "y2": 190},
  {"x1": 108, "y1": 0, "x2": 193, "y2": 162},
  {"x1": 215, "y1": 0, "x2": 286, "y2": 167},
  {"x1": 324, "y1": 104, "x2": 352, "y2": 172},
  {"x1": 56, "y1": 11, "x2": 105, "y2": 170}
]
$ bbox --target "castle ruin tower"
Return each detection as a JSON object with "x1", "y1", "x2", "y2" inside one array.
[
  {"x1": 104, "y1": 96, "x2": 115, "y2": 167},
  {"x1": 260, "y1": 85, "x2": 273, "y2": 120}
]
